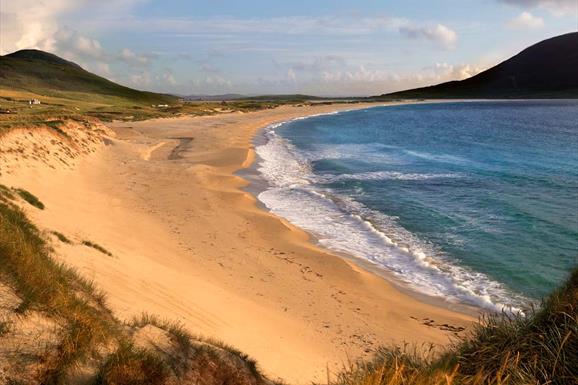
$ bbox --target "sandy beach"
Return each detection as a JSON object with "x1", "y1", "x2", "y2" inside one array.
[{"x1": 1, "y1": 103, "x2": 474, "y2": 384}]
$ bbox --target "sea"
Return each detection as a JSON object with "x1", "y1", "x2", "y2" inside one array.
[{"x1": 254, "y1": 100, "x2": 578, "y2": 313}]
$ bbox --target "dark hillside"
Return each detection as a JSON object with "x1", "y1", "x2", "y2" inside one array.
[
  {"x1": 380, "y1": 32, "x2": 578, "y2": 99},
  {"x1": 0, "y1": 49, "x2": 176, "y2": 104}
]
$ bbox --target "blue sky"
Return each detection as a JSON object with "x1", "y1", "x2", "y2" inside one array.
[{"x1": 1, "y1": 0, "x2": 577, "y2": 96}]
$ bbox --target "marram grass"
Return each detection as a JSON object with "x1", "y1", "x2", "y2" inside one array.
[{"x1": 331, "y1": 269, "x2": 577, "y2": 385}]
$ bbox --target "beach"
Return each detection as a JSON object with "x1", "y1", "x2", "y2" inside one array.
[{"x1": 2, "y1": 103, "x2": 474, "y2": 384}]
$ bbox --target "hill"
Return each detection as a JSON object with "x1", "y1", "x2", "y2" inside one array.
[
  {"x1": 0, "y1": 50, "x2": 300, "y2": 125},
  {"x1": 0, "y1": 49, "x2": 176, "y2": 104},
  {"x1": 380, "y1": 32, "x2": 578, "y2": 99}
]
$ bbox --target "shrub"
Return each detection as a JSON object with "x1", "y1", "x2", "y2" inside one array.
[
  {"x1": 94, "y1": 343, "x2": 169, "y2": 385},
  {"x1": 82, "y1": 240, "x2": 113, "y2": 257},
  {"x1": 15, "y1": 188, "x2": 45, "y2": 209},
  {"x1": 51, "y1": 231, "x2": 72, "y2": 244}
]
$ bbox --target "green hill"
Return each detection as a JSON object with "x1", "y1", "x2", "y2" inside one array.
[
  {"x1": 380, "y1": 32, "x2": 578, "y2": 99},
  {"x1": 0, "y1": 49, "x2": 176, "y2": 104}
]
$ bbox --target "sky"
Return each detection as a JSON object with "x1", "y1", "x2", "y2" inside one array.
[{"x1": 1, "y1": 0, "x2": 577, "y2": 96}]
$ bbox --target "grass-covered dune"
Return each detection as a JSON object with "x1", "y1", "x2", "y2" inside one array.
[
  {"x1": 0, "y1": 186, "x2": 278, "y2": 385},
  {"x1": 333, "y1": 270, "x2": 577, "y2": 385}
]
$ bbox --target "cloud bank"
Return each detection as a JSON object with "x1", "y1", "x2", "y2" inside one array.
[
  {"x1": 5, "y1": 0, "x2": 555, "y2": 96},
  {"x1": 399, "y1": 24, "x2": 458, "y2": 49}
]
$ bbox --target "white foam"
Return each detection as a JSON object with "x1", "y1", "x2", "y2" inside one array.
[
  {"x1": 300, "y1": 143, "x2": 404, "y2": 164},
  {"x1": 315, "y1": 171, "x2": 463, "y2": 183},
  {"x1": 255, "y1": 121, "x2": 528, "y2": 314},
  {"x1": 405, "y1": 150, "x2": 471, "y2": 165}
]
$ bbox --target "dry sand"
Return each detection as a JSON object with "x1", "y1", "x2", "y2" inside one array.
[{"x1": 1, "y1": 103, "x2": 474, "y2": 384}]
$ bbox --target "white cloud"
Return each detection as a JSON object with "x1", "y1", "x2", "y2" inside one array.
[
  {"x1": 158, "y1": 69, "x2": 177, "y2": 86},
  {"x1": 431, "y1": 62, "x2": 484, "y2": 81},
  {"x1": 399, "y1": 24, "x2": 458, "y2": 49},
  {"x1": 0, "y1": 0, "x2": 142, "y2": 55},
  {"x1": 0, "y1": 0, "x2": 171, "y2": 89},
  {"x1": 118, "y1": 48, "x2": 156, "y2": 67},
  {"x1": 0, "y1": 1, "x2": 469, "y2": 96},
  {"x1": 84, "y1": 15, "x2": 457, "y2": 49},
  {"x1": 50, "y1": 28, "x2": 105, "y2": 59},
  {"x1": 0, "y1": 0, "x2": 71, "y2": 54},
  {"x1": 497, "y1": 0, "x2": 577, "y2": 16},
  {"x1": 267, "y1": 56, "x2": 485, "y2": 97},
  {"x1": 507, "y1": 12, "x2": 545, "y2": 28},
  {"x1": 98, "y1": 15, "x2": 408, "y2": 36},
  {"x1": 185, "y1": 75, "x2": 233, "y2": 94},
  {"x1": 130, "y1": 71, "x2": 152, "y2": 86}
]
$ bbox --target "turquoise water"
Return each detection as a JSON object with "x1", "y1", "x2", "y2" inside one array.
[{"x1": 256, "y1": 101, "x2": 578, "y2": 312}]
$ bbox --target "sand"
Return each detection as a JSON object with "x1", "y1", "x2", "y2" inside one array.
[{"x1": 1, "y1": 103, "x2": 474, "y2": 384}]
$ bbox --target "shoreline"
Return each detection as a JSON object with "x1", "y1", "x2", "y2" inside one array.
[
  {"x1": 241, "y1": 103, "x2": 483, "y2": 318},
  {"x1": 2, "y1": 102, "x2": 475, "y2": 384}
]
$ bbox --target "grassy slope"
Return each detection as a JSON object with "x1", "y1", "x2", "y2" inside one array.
[
  {"x1": 0, "y1": 50, "x2": 176, "y2": 104},
  {"x1": 0, "y1": 87, "x2": 308, "y2": 133},
  {"x1": 0, "y1": 50, "x2": 314, "y2": 131}
]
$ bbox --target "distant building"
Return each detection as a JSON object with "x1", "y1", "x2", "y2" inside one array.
[{"x1": 29, "y1": 99, "x2": 41, "y2": 105}]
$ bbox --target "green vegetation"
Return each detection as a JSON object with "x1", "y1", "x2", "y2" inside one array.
[
  {"x1": 0, "y1": 184, "x2": 15, "y2": 200},
  {"x1": 0, "y1": 49, "x2": 323, "y2": 133},
  {"x1": 0, "y1": 321, "x2": 9, "y2": 336},
  {"x1": 0, "y1": 50, "x2": 176, "y2": 105},
  {"x1": 130, "y1": 312, "x2": 262, "y2": 378},
  {"x1": 0, "y1": 198, "x2": 113, "y2": 383},
  {"x1": 94, "y1": 342, "x2": 170, "y2": 385},
  {"x1": 51, "y1": 231, "x2": 72, "y2": 244},
  {"x1": 15, "y1": 188, "x2": 45, "y2": 209},
  {"x1": 0, "y1": 49, "x2": 367, "y2": 135},
  {"x1": 131, "y1": 313, "x2": 193, "y2": 354},
  {"x1": 0, "y1": 88, "x2": 311, "y2": 134},
  {"x1": 82, "y1": 240, "x2": 114, "y2": 257},
  {"x1": 333, "y1": 268, "x2": 577, "y2": 385}
]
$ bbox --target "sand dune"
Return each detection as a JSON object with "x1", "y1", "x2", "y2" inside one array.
[{"x1": 1, "y1": 103, "x2": 474, "y2": 384}]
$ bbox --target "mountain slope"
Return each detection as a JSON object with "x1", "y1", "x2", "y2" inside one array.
[
  {"x1": 0, "y1": 49, "x2": 176, "y2": 104},
  {"x1": 380, "y1": 32, "x2": 578, "y2": 99}
]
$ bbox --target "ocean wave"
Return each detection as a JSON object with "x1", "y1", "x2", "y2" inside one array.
[
  {"x1": 256, "y1": 129, "x2": 312, "y2": 188},
  {"x1": 302, "y1": 143, "x2": 403, "y2": 163},
  {"x1": 255, "y1": 120, "x2": 528, "y2": 313},
  {"x1": 405, "y1": 150, "x2": 471, "y2": 164},
  {"x1": 315, "y1": 171, "x2": 463, "y2": 183}
]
